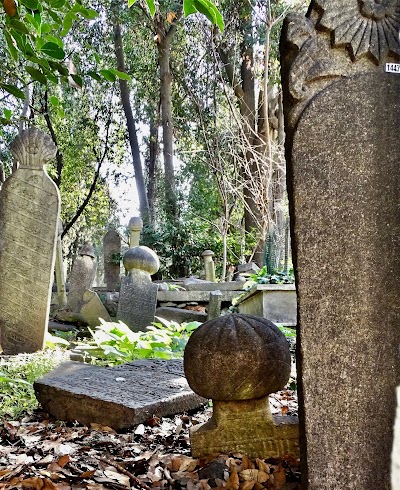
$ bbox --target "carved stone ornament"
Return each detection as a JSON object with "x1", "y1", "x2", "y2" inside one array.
[
  {"x1": 315, "y1": 0, "x2": 400, "y2": 63},
  {"x1": 10, "y1": 127, "x2": 57, "y2": 169},
  {"x1": 280, "y1": 0, "x2": 400, "y2": 129}
]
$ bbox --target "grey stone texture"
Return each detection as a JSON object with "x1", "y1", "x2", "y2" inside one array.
[
  {"x1": 103, "y1": 229, "x2": 121, "y2": 290},
  {"x1": 34, "y1": 359, "x2": 206, "y2": 429},
  {"x1": 68, "y1": 243, "x2": 97, "y2": 312},
  {"x1": 0, "y1": 128, "x2": 60, "y2": 354},
  {"x1": 207, "y1": 290, "x2": 222, "y2": 320},
  {"x1": 156, "y1": 307, "x2": 207, "y2": 324},
  {"x1": 392, "y1": 387, "x2": 400, "y2": 489},
  {"x1": 129, "y1": 216, "x2": 143, "y2": 247},
  {"x1": 184, "y1": 314, "x2": 298, "y2": 458},
  {"x1": 237, "y1": 285, "x2": 297, "y2": 326},
  {"x1": 54, "y1": 220, "x2": 67, "y2": 306},
  {"x1": 201, "y1": 250, "x2": 216, "y2": 282},
  {"x1": 117, "y1": 246, "x2": 160, "y2": 331},
  {"x1": 79, "y1": 290, "x2": 111, "y2": 327},
  {"x1": 281, "y1": 2, "x2": 400, "y2": 488}
]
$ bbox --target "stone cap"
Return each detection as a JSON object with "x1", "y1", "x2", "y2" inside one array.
[
  {"x1": 202, "y1": 250, "x2": 215, "y2": 258},
  {"x1": 10, "y1": 127, "x2": 57, "y2": 169},
  {"x1": 123, "y1": 246, "x2": 159, "y2": 274},
  {"x1": 79, "y1": 242, "x2": 96, "y2": 258},
  {"x1": 129, "y1": 216, "x2": 143, "y2": 231}
]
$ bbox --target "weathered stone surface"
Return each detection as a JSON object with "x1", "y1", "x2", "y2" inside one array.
[
  {"x1": 184, "y1": 280, "x2": 244, "y2": 292},
  {"x1": 392, "y1": 387, "x2": 400, "y2": 488},
  {"x1": 281, "y1": 3, "x2": 400, "y2": 487},
  {"x1": 185, "y1": 314, "x2": 290, "y2": 401},
  {"x1": 103, "y1": 229, "x2": 121, "y2": 290},
  {"x1": 207, "y1": 290, "x2": 222, "y2": 321},
  {"x1": 124, "y1": 246, "x2": 159, "y2": 275},
  {"x1": 129, "y1": 216, "x2": 143, "y2": 247},
  {"x1": 68, "y1": 244, "x2": 97, "y2": 312},
  {"x1": 156, "y1": 307, "x2": 207, "y2": 324},
  {"x1": 201, "y1": 250, "x2": 216, "y2": 282},
  {"x1": 54, "y1": 220, "x2": 67, "y2": 306},
  {"x1": 184, "y1": 314, "x2": 294, "y2": 459},
  {"x1": 190, "y1": 398, "x2": 299, "y2": 459},
  {"x1": 157, "y1": 290, "x2": 239, "y2": 303},
  {"x1": 80, "y1": 290, "x2": 111, "y2": 327},
  {"x1": 0, "y1": 128, "x2": 60, "y2": 354},
  {"x1": 237, "y1": 285, "x2": 297, "y2": 326},
  {"x1": 34, "y1": 359, "x2": 206, "y2": 429}
]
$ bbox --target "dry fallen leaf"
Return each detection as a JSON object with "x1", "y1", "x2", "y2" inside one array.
[
  {"x1": 225, "y1": 467, "x2": 239, "y2": 490},
  {"x1": 2, "y1": 0, "x2": 16, "y2": 16},
  {"x1": 240, "y1": 470, "x2": 269, "y2": 483},
  {"x1": 57, "y1": 455, "x2": 70, "y2": 468},
  {"x1": 269, "y1": 465, "x2": 286, "y2": 490},
  {"x1": 240, "y1": 481, "x2": 255, "y2": 490},
  {"x1": 255, "y1": 459, "x2": 271, "y2": 474},
  {"x1": 103, "y1": 470, "x2": 130, "y2": 487},
  {"x1": 19, "y1": 477, "x2": 58, "y2": 490},
  {"x1": 166, "y1": 11, "x2": 177, "y2": 23},
  {"x1": 241, "y1": 456, "x2": 255, "y2": 471}
]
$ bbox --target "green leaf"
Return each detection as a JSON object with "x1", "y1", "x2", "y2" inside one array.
[
  {"x1": 87, "y1": 70, "x2": 101, "y2": 82},
  {"x1": 183, "y1": 0, "x2": 197, "y2": 16},
  {"x1": 3, "y1": 109, "x2": 12, "y2": 120},
  {"x1": 26, "y1": 66, "x2": 47, "y2": 84},
  {"x1": 46, "y1": 9, "x2": 62, "y2": 23},
  {"x1": 110, "y1": 69, "x2": 131, "y2": 81},
  {"x1": 43, "y1": 34, "x2": 63, "y2": 47},
  {"x1": 99, "y1": 69, "x2": 116, "y2": 82},
  {"x1": 189, "y1": 0, "x2": 224, "y2": 31},
  {"x1": 57, "y1": 107, "x2": 65, "y2": 117},
  {"x1": 4, "y1": 32, "x2": 18, "y2": 61},
  {"x1": 145, "y1": 0, "x2": 155, "y2": 16},
  {"x1": 0, "y1": 84, "x2": 26, "y2": 99},
  {"x1": 20, "y1": 0, "x2": 39, "y2": 10},
  {"x1": 48, "y1": 60, "x2": 68, "y2": 76},
  {"x1": 127, "y1": 0, "x2": 136, "y2": 6},
  {"x1": 60, "y1": 11, "x2": 76, "y2": 36},
  {"x1": 40, "y1": 42, "x2": 65, "y2": 59},
  {"x1": 70, "y1": 73, "x2": 82, "y2": 87},
  {"x1": 94, "y1": 52, "x2": 100, "y2": 64},
  {"x1": 9, "y1": 19, "x2": 30, "y2": 34},
  {"x1": 47, "y1": 0, "x2": 65, "y2": 8},
  {"x1": 41, "y1": 22, "x2": 51, "y2": 33},
  {"x1": 49, "y1": 95, "x2": 59, "y2": 106}
]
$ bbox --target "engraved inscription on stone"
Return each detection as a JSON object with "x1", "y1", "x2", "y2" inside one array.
[{"x1": 0, "y1": 128, "x2": 60, "y2": 354}]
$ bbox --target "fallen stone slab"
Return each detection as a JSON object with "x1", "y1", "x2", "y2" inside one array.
[
  {"x1": 34, "y1": 359, "x2": 207, "y2": 429},
  {"x1": 156, "y1": 307, "x2": 207, "y2": 324}
]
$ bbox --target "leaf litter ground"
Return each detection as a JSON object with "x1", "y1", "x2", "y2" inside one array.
[{"x1": 0, "y1": 388, "x2": 299, "y2": 490}]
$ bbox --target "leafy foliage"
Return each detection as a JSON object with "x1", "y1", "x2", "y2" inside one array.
[{"x1": 249, "y1": 266, "x2": 295, "y2": 285}]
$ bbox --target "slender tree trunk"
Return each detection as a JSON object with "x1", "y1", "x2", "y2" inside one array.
[
  {"x1": 146, "y1": 109, "x2": 159, "y2": 222},
  {"x1": 157, "y1": 31, "x2": 177, "y2": 219},
  {"x1": 112, "y1": 0, "x2": 150, "y2": 224}
]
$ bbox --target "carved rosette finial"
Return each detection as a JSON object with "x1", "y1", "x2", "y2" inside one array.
[
  {"x1": 10, "y1": 128, "x2": 57, "y2": 169},
  {"x1": 315, "y1": 0, "x2": 400, "y2": 63}
]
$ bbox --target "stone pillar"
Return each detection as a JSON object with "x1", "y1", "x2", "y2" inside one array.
[
  {"x1": 202, "y1": 250, "x2": 216, "y2": 282},
  {"x1": 184, "y1": 314, "x2": 299, "y2": 458},
  {"x1": 207, "y1": 290, "x2": 222, "y2": 320},
  {"x1": 117, "y1": 246, "x2": 160, "y2": 331},
  {"x1": 0, "y1": 128, "x2": 60, "y2": 354},
  {"x1": 129, "y1": 216, "x2": 143, "y2": 248},
  {"x1": 281, "y1": 4, "x2": 400, "y2": 488},
  {"x1": 103, "y1": 228, "x2": 121, "y2": 290},
  {"x1": 55, "y1": 219, "x2": 67, "y2": 306},
  {"x1": 68, "y1": 243, "x2": 97, "y2": 312}
]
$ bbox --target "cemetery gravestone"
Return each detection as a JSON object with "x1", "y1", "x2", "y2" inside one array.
[
  {"x1": 281, "y1": 2, "x2": 400, "y2": 488},
  {"x1": 54, "y1": 219, "x2": 67, "y2": 306},
  {"x1": 117, "y1": 246, "x2": 160, "y2": 331},
  {"x1": 129, "y1": 216, "x2": 143, "y2": 247},
  {"x1": 68, "y1": 242, "x2": 97, "y2": 312},
  {"x1": 0, "y1": 128, "x2": 60, "y2": 354},
  {"x1": 103, "y1": 228, "x2": 121, "y2": 290}
]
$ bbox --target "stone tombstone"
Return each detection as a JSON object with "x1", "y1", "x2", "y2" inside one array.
[
  {"x1": 103, "y1": 228, "x2": 121, "y2": 290},
  {"x1": 129, "y1": 216, "x2": 143, "y2": 248},
  {"x1": 202, "y1": 250, "x2": 216, "y2": 282},
  {"x1": 0, "y1": 128, "x2": 60, "y2": 354},
  {"x1": 281, "y1": 2, "x2": 400, "y2": 488},
  {"x1": 184, "y1": 314, "x2": 299, "y2": 458},
  {"x1": 117, "y1": 246, "x2": 159, "y2": 332},
  {"x1": 68, "y1": 243, "x2": 97, "y2": 312},
  {"x1": 54, "y1": 219, "x2": 67, "y2": 306}
]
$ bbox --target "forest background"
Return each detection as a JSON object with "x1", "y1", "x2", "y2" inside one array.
[{"x1": 0, "y1": 0, "x2": 307, "y2": 280}]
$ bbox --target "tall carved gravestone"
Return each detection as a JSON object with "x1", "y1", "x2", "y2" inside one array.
[
  {"x1": 103, "y1": 229, "x2": 121, "y2": 290},
  {"x1": 281, "y1": 2, "x2": 400, "y2": 489},
  {"x1": 68, "y1": 243, "x2": 97, "y2": 312},
  {"x1": 0, "y1": 128, "x2": 60, "y2": 354}
]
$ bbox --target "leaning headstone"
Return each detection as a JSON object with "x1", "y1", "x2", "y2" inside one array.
[
  {"x1": 103, "y1": 228, "x2": 121, "y2": 290},
  {"x1": 281, "y1": 3, "x2": 400, "y2": 488},
  {"x1": 80, "y1": 290, "x2": 111, "y2": 327},
  {"x1": 0, "y1": 128, "x2": 60, "y2": 354},
  {"x1": 117, "y1": 246, "x2": 159, "y2": 331},
  {"x1": 34, "y1": 359, "x2": 206, "y2": 429},
  {"x1": 393, "y1": 387, "x2": 400, "y2": 489},
  {"x1": 184, "y1": 314, "x2": 299, "y2": 458},
  {"x1": 68, "y1": 243, "x2": 97, "y2": 312}
]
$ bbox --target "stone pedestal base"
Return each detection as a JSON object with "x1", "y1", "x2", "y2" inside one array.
[{"x1": 190, "y1": 397, "x2": 299, "y2": 458}]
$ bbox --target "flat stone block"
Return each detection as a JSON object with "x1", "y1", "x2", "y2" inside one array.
[
  {"x1": 190, "y1": 398, "x2": 299, "y2": 459},
  {"x1": 184, "y1": 282, "x2": 245, "y2": 292},
  {"x1": 80, "y1": 290, "x2": 111, "y2": 327},
  {"x1": 156, "y1": 307, "x2": 207, "y2": 324},
  {"x1": 157, "y1": 290, "x2": 239, "y2": 303},
  {"x1": 34, "y1": 359, "x2": 206, "y2": 429}
]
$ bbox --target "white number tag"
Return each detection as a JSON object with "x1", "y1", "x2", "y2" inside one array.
[{"x1": 385, "y1": 63, "x2": 400, "y2": 74}]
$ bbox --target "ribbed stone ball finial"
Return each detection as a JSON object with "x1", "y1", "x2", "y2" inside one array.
[
  {"x1": 184, "y1": 314, "x2": 291, "y2": 401},
  {"x1": 123, "y1": 246, "x2": 160, "y2": 275},
  {"x1": 10, "y1": 127, "x2": 57, "y2": 169}
]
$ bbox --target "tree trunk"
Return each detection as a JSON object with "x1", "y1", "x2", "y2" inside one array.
[
  {"x1": 112, "y1": 0, "x2": 150, "y2": 224},
  {"x1": 146, "y1": 111, "x2": 159, "y2": 222},
  {"x1": 157, "y1": 31, "x2": 177, "y2": 219}
]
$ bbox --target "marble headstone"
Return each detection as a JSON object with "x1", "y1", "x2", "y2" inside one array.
[
  {"x1": 0, "y1": 128, "x2": 60, "y2": 354},
  {"x1": 281, "y1": 2, "x2": 400, "y2": 488}
]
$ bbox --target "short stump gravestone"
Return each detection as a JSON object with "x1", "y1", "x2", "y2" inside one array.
[
  {"x1": 117, "y1": 246, "x2": 160, "y2": 331},
  {"x1": 281, "y1": 2, "x2": 400, "y2": 488},
  {"x1": 184, "y1": 314, "x2": 299, "y2": 458},
  {"x1": 68, "y1": 243, "x2": 97, "y2": 312},
  {"x1": 34, "y1": 359, "x2": 206, "y2": 429},
  {"x1": 103, "y1": 229, "x2": 121, "y2": 291},
  {"x1": 0, "y1": 128, "x2": 60, "y2": 354}
]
